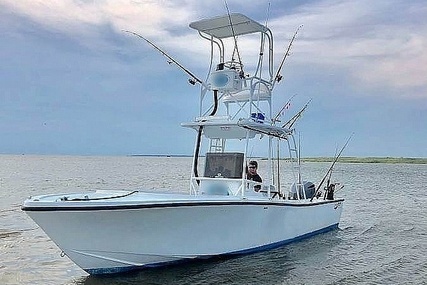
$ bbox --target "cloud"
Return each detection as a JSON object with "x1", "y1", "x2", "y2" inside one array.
[
  {"x1": 2, "y1": 0, "x2": 426, "y2": 99},
  {"x1": 268, "y1": 0, "x2": 427, "y2": 98},
  {"x1": 2, "y1": 0, "x2": 188, "y2": 32},
  {"x1": 1, "y1": 0, "x2": 193, "y2": 49}
]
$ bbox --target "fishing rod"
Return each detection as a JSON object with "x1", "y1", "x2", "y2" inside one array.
[
  {"x1": 123, "y1": 30, "x2": 206, "y2": 88},
  {"x1": 224, "y1": 0, "x2": 245, "y2": 78},
  {"x1": 310, "y1": 133, "x2": 354, "y2": 202},
  {"x1": 272, "y1": 25, "x2": 303, "y2": 88},
  {"x1": 324, "y1": 144, "x2": 339, "y2": 197}
]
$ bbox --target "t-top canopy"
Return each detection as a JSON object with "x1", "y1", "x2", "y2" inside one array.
[{"x1": 189, "y1": 13, "x2": 267, "y2": 39}]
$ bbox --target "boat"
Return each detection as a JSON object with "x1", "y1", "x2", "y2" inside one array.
[{"x1": 22, "y1": 13, "x2": 345, "y2": 275}]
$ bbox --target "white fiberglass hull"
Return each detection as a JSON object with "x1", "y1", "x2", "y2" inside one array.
[{"x1": 23, "y1": 191, "x2": 343, "y2": 274}]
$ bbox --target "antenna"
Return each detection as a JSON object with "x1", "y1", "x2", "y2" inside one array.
[
  {"x1": 256, "y1": 2, "x2": 271, "y2": 82},
  {"x1": 264, "y1": 2, "x2": 271, "y2": 27},
  {"x1": 124, "y1": 30, "x2": 206, "y2": 88}
]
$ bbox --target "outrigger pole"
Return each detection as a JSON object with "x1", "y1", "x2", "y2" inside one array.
[
  {"x1": 273, "y1": 94, "x2": 296, "y2": 123},
  {"x1": 123, "y1": 30, "x2": 206, "y2": 87},
  {"x1": 282, "y1": 99, "x2": 312, "y2": 129},
  {"x1": 310, "y1": 133, "x2": 354, "y2": 202}
]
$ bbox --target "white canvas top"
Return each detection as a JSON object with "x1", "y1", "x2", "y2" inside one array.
[{"x1": 189, "y1": 13, "x2": 267, "y2": 39}]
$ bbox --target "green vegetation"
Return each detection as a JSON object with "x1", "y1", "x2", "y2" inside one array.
[{"x1": 300, "y1": 157, "x2": 427, "y2": 164}]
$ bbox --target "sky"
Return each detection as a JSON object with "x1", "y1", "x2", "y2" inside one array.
[{"x1": 0, "y1": 0, "x2": 426, "y2": 157}]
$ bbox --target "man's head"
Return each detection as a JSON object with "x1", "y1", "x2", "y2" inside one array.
[{"x1": 248, "y1": 161, "x2": 258, "y2": 174}]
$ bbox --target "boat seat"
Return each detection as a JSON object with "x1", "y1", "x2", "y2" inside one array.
[{"x1": 223, "y1": 86, "x2": 271, "y2": 103}]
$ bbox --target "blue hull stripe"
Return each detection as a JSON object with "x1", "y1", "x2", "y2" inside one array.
[{"x1": 85, "y1": 223, "x2": 339, "y2": 275}]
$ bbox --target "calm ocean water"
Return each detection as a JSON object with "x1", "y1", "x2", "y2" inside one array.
[{"x1": 0, "y1": 155, "x2": 426, "y2": 285}]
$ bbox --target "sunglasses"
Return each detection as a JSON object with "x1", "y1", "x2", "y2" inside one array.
[{"x1": 248, "y1": 166, "x2": 256, "y2": 169}]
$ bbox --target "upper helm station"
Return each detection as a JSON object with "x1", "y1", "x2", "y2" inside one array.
[
  {"x1": 182, "y1": 13, "x2": 282, "y2": 137},
  {"x1": 187, "y1": 13, "x2": 274, "y2": 121},
  {"x1": 181, "y1": 13, "x2": 301, "y2": 198}
]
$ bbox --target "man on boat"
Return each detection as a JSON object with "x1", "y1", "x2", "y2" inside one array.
[{"x1": 247, "y1": 161, "x2": 262, "y2": 191}]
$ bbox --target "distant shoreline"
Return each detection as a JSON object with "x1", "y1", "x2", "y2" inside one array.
[
  {"x1": 129, "y1": 155, "x2": 427, "y2": 164},
  {"x1": 297, "y1": 157, "x2": 427, "y2": 164},
  {"x1": 129, "y1": 154, "x2": 193, "y2": 158},
  {"x1": 2, "y1": 154, "x2": 425, "y2": 164}
]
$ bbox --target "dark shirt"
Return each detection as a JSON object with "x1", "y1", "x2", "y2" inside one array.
[{"x1": 247, "y1": 173, "x2": 262, "y2": 191}]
